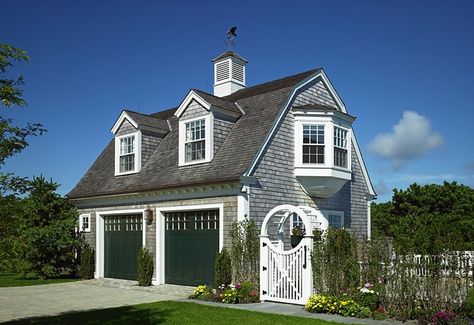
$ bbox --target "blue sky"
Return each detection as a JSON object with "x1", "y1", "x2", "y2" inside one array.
[{"x1": 2, "y1": 0, "x2": 473, "y2": 202}]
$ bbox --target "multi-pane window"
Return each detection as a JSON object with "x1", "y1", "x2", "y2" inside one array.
[
  {"x1": 185, "y1": 119, "x2": 206, "y2": 162},
  {"x1": 334, "y1": 127, "x2": 348, "y2": 168},
  {"x1": 165, "y1": 210, "x2": 219, "y2": 231},
  {"x1": 79, "y1": 214, "x2": 91, "y2": 232},
  {"x1": 328, "y1": 213, "x2": 343, "y2": 228},
  {"x1": 302, "y1": 125, "x2": 325, "y2": 164},
  {"x1": 291, "y1": 213, "x2": 305, "y2": 230},
  {"x1": 119, "y1": 135, "x2": 135, "y2": 172}
]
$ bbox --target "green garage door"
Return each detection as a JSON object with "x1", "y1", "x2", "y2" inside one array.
[
  {"x1": 165, "y1": 210, "x2": 219, "y2": 286},
  {"x1": 104, "y1": 215, "x2": 142, "y2": 280}
]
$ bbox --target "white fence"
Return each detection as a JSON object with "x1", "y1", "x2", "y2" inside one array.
[{"x1": 410, "y1": 251, "x2": 474, "y2": 277}]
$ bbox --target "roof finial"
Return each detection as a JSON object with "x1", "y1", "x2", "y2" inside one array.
[{"x1": 225, "y1": 26, "x2": 237, "y2": 50}]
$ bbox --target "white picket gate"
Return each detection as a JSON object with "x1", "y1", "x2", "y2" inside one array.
[{"x1": 259, "y1": 205, "x2": 328, "y2": 305}]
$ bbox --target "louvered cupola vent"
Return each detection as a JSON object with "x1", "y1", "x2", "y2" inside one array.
[
  {"x1": 232, "y1": 63, "x2": 244, "y2": 83},
  {"x1": 213, "y1": 51, "x2": 247, "y2": 97},
  {"x1": 216, "y1": 61, "x2": 230, "y2": 83}
]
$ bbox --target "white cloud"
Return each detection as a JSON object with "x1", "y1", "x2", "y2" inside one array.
[{"x1": 368, "y1": 111, "x2": 443, "y2": 167}]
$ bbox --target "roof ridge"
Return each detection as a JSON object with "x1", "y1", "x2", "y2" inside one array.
[
  {"x1": 149, "y1": 67, "x2": 321, "y2": 118},
  {"x1": 125, "y1": 109, "x2": 162, "y2": 118},
  {"x1": 191, "y1": 88, "x2": 234, "y2": 102}
]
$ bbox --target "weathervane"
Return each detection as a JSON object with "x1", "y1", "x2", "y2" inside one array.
[{"x1": 225, "y1": 26, "x2": 237, "y2": 49}]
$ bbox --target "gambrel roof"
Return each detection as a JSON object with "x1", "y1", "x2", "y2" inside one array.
[{"x1": 68, "y1": 68, "x2": 375, "y2": 199}]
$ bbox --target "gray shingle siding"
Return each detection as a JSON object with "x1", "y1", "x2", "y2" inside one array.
[
  {"x1": 78, "y1": 210, "x2": 96, "y2": 251},
  {"x1": 141, "y1": 131, "x2": 162, "y2": 165},
  {"x1": 249, "y1": 111, "x2": 313, "y2": 231},
  {"x1": 349, "y1": 145, "x2": 369, "y2": 235},
  {"x1": 181, "y1": 99, "x2": 208, "y2": 120},
  {"x1": 248, "y1": 79, "x2": 369, "y2": 235},
  {"x1": 213, "y1": 115, "x2": 234, "y2": 154},
  {"x1": 294, "y1": 78, "x2": 338, "y2": 109},
  {"x1": 116, "y1": 119, "x2": 137, "y2": 136}
]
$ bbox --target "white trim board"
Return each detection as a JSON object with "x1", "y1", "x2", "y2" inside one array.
[
  {"x1": 155, "y1": 203, "x2": 224, "y2": 285},
  {"x1": 95, "y1": 209, "x2": 146, "y2": 279},
  {"x1": 111, "y1": 111, "x2": 138, "y2": 134},
  {"x1": 175, "y1": 90, "x2": 211, "y2": 118}
]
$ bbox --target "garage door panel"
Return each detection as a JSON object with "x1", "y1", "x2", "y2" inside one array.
[
  {"x1": 104, "y1": 215, "x2": 142, "y2": 280},
  {"x1": 165, "y1": 211, "x2": 219, "y2": 286}
]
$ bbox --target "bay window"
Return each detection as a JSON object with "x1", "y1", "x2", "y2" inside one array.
[{"x1": 302, "y1": 125, "x2": 325, "y2": 164}]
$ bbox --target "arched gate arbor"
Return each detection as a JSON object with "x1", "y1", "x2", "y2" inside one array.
[{"x1": 259, "y1": 205, "x2": 328, "y2": 305}]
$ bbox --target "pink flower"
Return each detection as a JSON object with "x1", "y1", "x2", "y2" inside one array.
[{"x1": 364, "y1": 282, "x2": 372, "y2": 289}]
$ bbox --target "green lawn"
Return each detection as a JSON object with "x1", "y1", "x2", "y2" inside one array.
[
  {"x1": 0, "y1": 273, "x2": 79, "y2": 287},
  {"x1": 5, "y1": 301, "x2": 342, "y2": 325}
]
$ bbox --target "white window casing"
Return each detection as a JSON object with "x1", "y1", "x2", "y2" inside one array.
[
  {"x1": 79, "y1": 213, "x2": 91, "y2": 232},
  {"x1": 294, "y1": 116, "x2": 352, "y2": 171},
  {"x1": 114, "y1": 131, "x2": 141, "y2": 175},
  {"x1": 178, "y1": 114, "x2": 214, "y2": 166}
]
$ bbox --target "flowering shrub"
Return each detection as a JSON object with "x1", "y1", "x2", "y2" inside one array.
[
  {"x1": 355, "y1": 282, "x2": 379, "y2": 310},
  {"x1": 305, "y1": 294, "x2": 370, "y2": 318},
  {"x1": 432, "y1": 311, "x2": 455, "y2": 325},
  {"x1": 221, "y1": 286, "x2": 238, "y2": 303},
  {"x1": 219, "y1": 281, "x2": 259, "y2": 304},
  {"x1": 191, "y1": 281, "x2": 259, "y2": 304},
  {"x1": 189, "y1": 285, "x2": 215, "y2": 301}
]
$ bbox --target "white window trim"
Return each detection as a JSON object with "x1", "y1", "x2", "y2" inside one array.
[
  {"x1": 333, "y1": 125, "x2": 350, "y2": 169},
  {"x1": 79, "y1": 213, "x2": 91, "y2": 232},
  {"x1": 178, "y1": 115, "x2": 214, "y2": 167},
  {"x1": 114, "y1": 131, "x2": 142, "y2": 176},
  {"x1": 322, "y1": 210, "x2": 345, "y2": 229},
  {"x1": 294, "y1": 117, "x2": 352, "y2": 171},
  {"x1": 155, "y1": 203, "x2": 224, "y2": 285},
  {"x1": 295, "y1": 120, "x2": 331, "y2": 168}
]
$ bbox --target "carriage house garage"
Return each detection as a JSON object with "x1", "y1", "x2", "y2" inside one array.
[{"x1": 68, "y1": 50, "x2": 376, "y2": 285}]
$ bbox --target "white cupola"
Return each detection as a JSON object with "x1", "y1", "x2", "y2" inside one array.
[{"x1": 212, "y1": 51, "x2": 247, "y2": 97}]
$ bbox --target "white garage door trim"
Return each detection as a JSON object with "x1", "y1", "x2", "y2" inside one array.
[{"x1": 155, "y1": 203, "x2": 224, "y2": 285}]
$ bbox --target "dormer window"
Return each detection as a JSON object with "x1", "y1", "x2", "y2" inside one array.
[
  {"x1": 178, "y1": 115, "x2": 214, "y2": 166},
  {"x1": 120, "y1": 136, "x2": 135, "y2": 172},
  {"x1": 114, "y1": 131, "x2": 141, "y2": 175},
  {"x1": 185, "y1": 119, "x2": 206, "y2": 162}
]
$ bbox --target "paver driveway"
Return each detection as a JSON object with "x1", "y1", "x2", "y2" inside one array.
[{"x1": 0, "y1": 279, "x2": 193, "y2": 323}]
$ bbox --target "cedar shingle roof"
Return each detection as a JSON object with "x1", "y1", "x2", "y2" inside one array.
[
  {"x1": 124, "y1": 110, "x2": 170, "y2": 133},
  {"x1": 192, "y1": 90, "x2": 242, "y2": 115},
  {"x1": 67, "y1": 68, "x2": 320, "y2": 199}
]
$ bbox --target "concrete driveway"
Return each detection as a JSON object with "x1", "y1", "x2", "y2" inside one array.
[{"x1": 0, "y1": 279, "x2": 193, "y2": 323}]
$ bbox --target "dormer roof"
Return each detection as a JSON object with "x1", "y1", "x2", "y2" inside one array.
[
  {"x1": 111, "y1": 110, "x2": 170, "y2": 135},
  {"x1": 174, "y1": 89, "x2": 243, "y2": 118}
]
